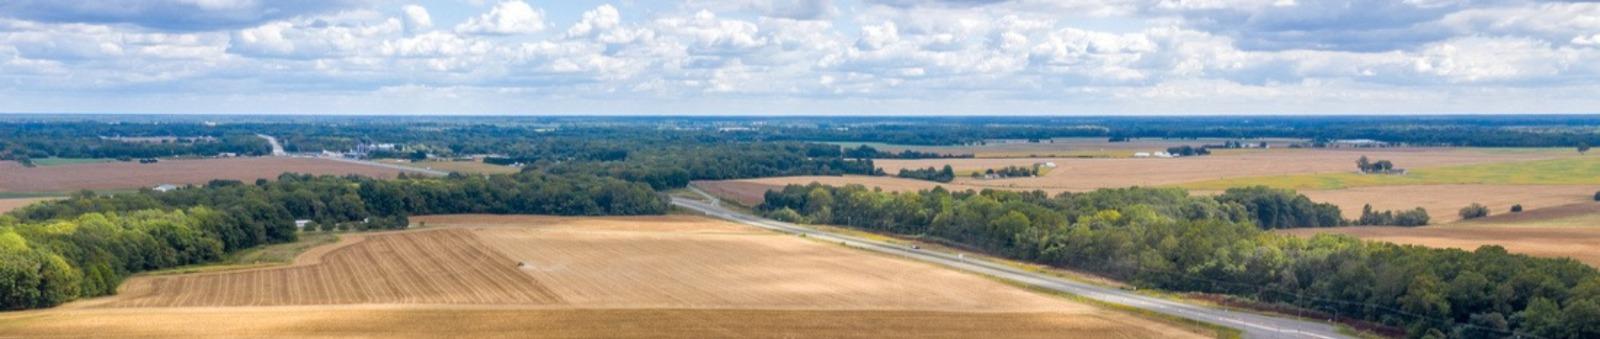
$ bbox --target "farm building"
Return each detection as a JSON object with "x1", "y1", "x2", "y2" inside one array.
[{"x1": 153, "y1": 184, "x2": 179, "y2": 192}]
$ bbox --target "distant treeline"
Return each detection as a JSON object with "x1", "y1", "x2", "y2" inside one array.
[
  {"x1": 841, "y1": 145, "x2": 970, "y2": 159},
  {"x1": 1, "y1": 172, "x2": 664, "y2": 310},
  {"x1": 11, "y1": 116, "x2": 1600, "y2": 163},
  {"x1": 0, "y1": 122, "x2": 268, "y2": 160},
  {"x1": 758, "y1": 184, "x2": 1599, "y2": 338}
]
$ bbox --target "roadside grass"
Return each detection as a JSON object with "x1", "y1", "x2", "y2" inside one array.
[
  {"x1": 985, "y1": 277, "x2": 1243, "y2": 339},
  {"x1": 142, "y1": 232, "x2": 339, "y2": 276},
  {"x1": 28, "y1": 158, "x2": 119, "y2": 166},
  {"x1": 1179, "y1": 156, "x2": 1600, "y2": 190}
]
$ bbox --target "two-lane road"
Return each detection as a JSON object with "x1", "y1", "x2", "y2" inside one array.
[{"x1": 671, "y1": 194, "x2": 1349, "y2": 339}]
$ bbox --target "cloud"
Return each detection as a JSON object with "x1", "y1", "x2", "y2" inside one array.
[
  {"x1": 688, "y1": 0, "x2": 838, "y2": 20},
  {"x1": 2, "y1": 0, "x2": 1599, "y2": 114},
  {"x1": 401, "y1": 5, "x2": 433, "y2": 34},
  {"x1": 456, "y1": 1, "x2": 546, "y2": 35},
  {"x1": 0, "y1": 0, "x2": 365, "y2": 31}
]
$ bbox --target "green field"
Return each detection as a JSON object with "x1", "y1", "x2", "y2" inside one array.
[
  {"x1": 1179, "y1": 156, "x2": 1600, "y2": 190},
  {"x1": 28, "y1": 158, "x2": 119, "y2": 166}
]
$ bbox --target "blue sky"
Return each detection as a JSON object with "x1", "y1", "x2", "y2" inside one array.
[{"x1": 0, "y1": 0, "x2": 1597, "y2": 115}]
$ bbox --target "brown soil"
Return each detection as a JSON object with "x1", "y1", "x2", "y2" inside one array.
[
  {"x1": 103, "y1": 228, "x2": 560, "y2": 307},
  {"x1": 0, "y1": 157, "x2": 403, "y2": 192},
  {"x1": 1454, "y1": 202, "x2": 1600, "y2": 226},
  {"x1": 472, "y1": 216, "x2": 1080, "y2": 312},
  {"x1": 0, "y1": 307, "x2": 1187, "y2": 339},
  {"x1": 1293, "y1": 185, "x2": 1598, "y2": 223},
  {"x1": 0, "y1": 197, "x2": 55, "y2": 214},
  {"x1": 15, "y1": 215, "x2": 1206, "y2": 338},
  {"x1": 1277, "y1": 226, "x2": 1600, "y2": 267}
]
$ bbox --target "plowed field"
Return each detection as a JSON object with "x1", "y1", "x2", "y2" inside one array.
[
  {"x1": 1, "y1": 215, "x2": 1207, "y2": 338},
  {"x1": 105, "y1": 228, "x2": 560, "y2": 307}
]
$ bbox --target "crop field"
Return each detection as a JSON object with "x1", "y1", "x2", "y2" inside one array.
[
  {"x1": 0, "y1": 308, "x2": 1172, "y2": 339},
  {"x1": 1296, "y1": 185, "x2": 1598, "y2": 223},
  {"x1": 1455, "y1": 202, "x2": 1600, "y2": 228},
  {"x1": 472, "y1": 216, "x2": 1079, "y2": 311},
  {"x1": 4, "y1": 215, "x2": 1204, "y2": 338},
  {"x1": 0, "y1": 197, "x2": 55, "y2": 214},
  {"x1": 104, "y1": 228, "x2": 560, "y2": 307},
  {"x1": 1180, "y1": 156, "x2": 1600, "y2": 191},
  {"x1": 0, "y1": 157, "x2": 404, "y2": 192},
  {"x1": 875, "y1": 148, "x2": 1570, "y2": 191},
  {"x1": 1277, "y1": 226, "x2": 1600, "y2": 267},
  {"x1": 27, "y1": 157, "x2": 119, "y2": 166},
  {"x1": 831, "y1": 138, "x2": 1297, "y2": 158}
]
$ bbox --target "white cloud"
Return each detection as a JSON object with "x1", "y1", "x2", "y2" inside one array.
[
  {"x1": 1, "y1": 0, "x2": 1599, "y2": 114},
  {"x1": 402, "y1": 5, "x2": 433, "y2": 34},
  {"x1": 456, "y1": 1, "x2": 546, "y2": 35}
]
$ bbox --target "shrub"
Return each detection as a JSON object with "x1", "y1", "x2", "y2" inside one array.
[
  {"x1": 1510, "y1": 204, "x2": 1524, "y2": 213},
  {"x1": 1459, "y1": 203, "x2": 1490, "y2": 220}
]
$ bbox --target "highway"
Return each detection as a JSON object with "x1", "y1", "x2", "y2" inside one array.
[{"x1": 672, "y1": 190, "x2": 1349, "y2": 339}]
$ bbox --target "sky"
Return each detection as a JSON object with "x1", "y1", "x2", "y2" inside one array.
[{"x1": 0, "y1": 0, "x2": 1597, "y2": 115}]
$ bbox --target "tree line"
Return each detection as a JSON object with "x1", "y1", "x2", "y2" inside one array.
[
  {"x1": 1, "y1": 172, "x2": 665, "y2": 310},
  {"x1": 897, "y1": 165, "x2": 956, "y2": 183},
  {"x1": 757, "y1": 184, "x2": 1592, "y2": 338}
]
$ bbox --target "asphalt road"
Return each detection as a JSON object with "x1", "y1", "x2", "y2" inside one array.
[
  {"x1": 671, "y1": 192, "x2": 1350, "y2": 339},
  {"x1": 255, "y1": 134, "x2": 287, "y2": 156}
]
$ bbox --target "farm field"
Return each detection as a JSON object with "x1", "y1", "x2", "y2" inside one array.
[
  {"x1": 1296, "y1": 185, "x2": 1598, "y2": 223},
  {"x1": 0, "y1": 307, "x2": 1162, "y2": 339},
  {"x1": 104, "y1": 228, "x2": 560, "y2": 307},
  {"x1": 27, "y1": 157, "x2": 119, "y2": 166},
  {"x1": 0, "y1": 197, "x2": 55, "y2": 214},
  {"x1": 831, "y1": 137, "x2": 1298, "y2": 158},
  {"x1": 878, "y1": 148, "x2": 1571, "y2": 191},
  {"x1": 1181, "y1": 156, "x2": 1600, "y2": 191},
  {"x1": 1277, "y1": 226, "x2": 1600, "y2": 267},
  {"x1": 1454, "y1": 202, "x2": 1600, "y2": 228},
  {"x1": 4, "y1": 215, "x2": 1205, "y2": 338},
  {"x1": 0, "y1": 157, "x2": 404, "y2": 193},
  {"x1": 375, "y1": 158, "x2": 521, "y2": 175}
]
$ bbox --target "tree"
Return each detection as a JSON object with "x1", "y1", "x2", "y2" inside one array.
[
  {"x1": 1511, "y1": 204, "x2": 1523, "y2": 213},
  {"x1": 1460, "y1": 203, "x2": 1490, "y2": 220},
  {"x1": 1580, "y1": 142, "x2": 1591, "y2": 155},
  {"x1": 1357, "y1": 155, "x2": 1371, "y2": 172}
]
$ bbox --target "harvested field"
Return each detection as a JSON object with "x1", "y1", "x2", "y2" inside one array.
[
  {"x1": 1182, "y1": 155, "x2": 1600, "y2": 191},
  {"x1": 472, "y1": 216, "x2": 1077, "y2": 312},
  {"x1": 0, "y1": 307, "x2": 1188, "y2": 339},
  {"x1": 877, "y1": 148, "x2": 1571, "y2": 191},
  {"x1": 26, "y1": 214, "x2": 1206, "y2": 338},
  {"x1": 1278, "y1": 226, "x2": 1600, "y2": 267},
  {"x1": 832, "y1": 138, "x2": 1299, "y2": 158},
  {"x1": 0, "y1": 157, "x2": 404, "y2": 193},
  {"x1": 1296, "y1": 185, "x2": 1598, "y2": 224},
  {"x1": 1456, "y1": 202, "x2": 1600, "y2": 228},
  {"x1": 103, "y1": 228, "x2": 560, "y2": 307},
  {"x1": 0, "y1": 197, "x2": 55, "y2": 214}
]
